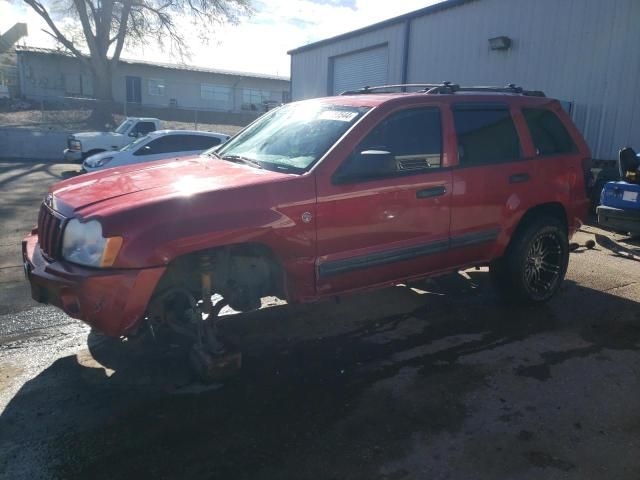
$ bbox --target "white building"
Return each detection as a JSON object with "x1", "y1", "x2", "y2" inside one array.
[
  {"x1": 17, "y1": 46, "x2": 290, "y2": 114},
  {"x1": 288, "y1": 0, "x2": 640, "y2": 160}
]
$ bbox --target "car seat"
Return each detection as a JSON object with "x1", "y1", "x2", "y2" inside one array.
[{"x1": 619, "y1": 147, "x2": 639, "y2": 183}]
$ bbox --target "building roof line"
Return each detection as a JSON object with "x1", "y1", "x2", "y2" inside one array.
[
  {"x1": 16, "y1": 45, "x2": 290, "y2": 82},
  {"x1": 287, "y1": 0, "x2": 477, "y2": 55}
]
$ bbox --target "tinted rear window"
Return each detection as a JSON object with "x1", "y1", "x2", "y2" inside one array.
[
  {"x1": 523, "y1": 108, "x2": 577, "y2": 155},
  {"x1": 187, "y1": 135, "x2": 222, "y2": 150},
  {"x1": 453, "y1": 104, "x2": 521, "y2": 166},
  {"x1": 134, "y1": 135, "x2": 184, "y2": 155}
]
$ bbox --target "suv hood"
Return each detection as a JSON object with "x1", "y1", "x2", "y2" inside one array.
[{"x1": 50, "y1": 155, "x2": 290, "y2": 217}]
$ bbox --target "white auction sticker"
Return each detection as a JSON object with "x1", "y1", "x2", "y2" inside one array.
[
  {"x1": 319, "y1": 110, "x2": 358, "y2": 122},
  {"x1": 622, "y1": 190, "x2": 638, "y2": 202}
]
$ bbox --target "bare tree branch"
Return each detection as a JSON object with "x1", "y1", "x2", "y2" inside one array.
[
  {"x1": 22, "y1": 0, "x2": 87, "y2": 61},
  {"x1": 21, "y1": 0, "x2": 253, "y2": 103}
]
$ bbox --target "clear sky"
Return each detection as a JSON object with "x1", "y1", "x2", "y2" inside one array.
[{"x1": 0, "y1": 0, "x2": 440, "y2": 77}]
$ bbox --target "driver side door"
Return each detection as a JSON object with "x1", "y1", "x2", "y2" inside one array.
[{"x1": 314, "y1": 106, "x2": 453, "y2": 295}]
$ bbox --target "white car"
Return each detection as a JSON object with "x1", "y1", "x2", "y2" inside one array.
[
  {"x1": 82, "y1": 130, "x2": 230, "y2": 173},
  {"x1": 65, "y1": 117, "x2": 162, "y2": 162}
]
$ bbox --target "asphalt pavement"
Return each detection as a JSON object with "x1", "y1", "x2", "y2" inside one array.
[{"x1": 0, "y1": 160, "x2": 639, "y2": 480}]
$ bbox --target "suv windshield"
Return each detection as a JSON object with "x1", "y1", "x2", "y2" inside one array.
[
  {"x1": 115, "y1": 120, "x2": 134, "y2": 134},
  {"x1": 212, "y1": 102, "x2": 369, "y2": 173}
]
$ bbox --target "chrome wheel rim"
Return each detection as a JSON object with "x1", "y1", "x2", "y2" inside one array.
[{"x1": 524, "y1": 232, "x2": 563, "y2": 297}]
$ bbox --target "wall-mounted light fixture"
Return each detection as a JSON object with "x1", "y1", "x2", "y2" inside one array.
[{"x1": 489, "y1": 36, "x2": 512, "y2": 50}]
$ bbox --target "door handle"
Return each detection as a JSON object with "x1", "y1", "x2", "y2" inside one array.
[
  {"x1": 509, "y1": 173, "x2": 531, "y2": 184},
  {"x1": 416, "y1": 185, "x2": 447, "y2": 199}
]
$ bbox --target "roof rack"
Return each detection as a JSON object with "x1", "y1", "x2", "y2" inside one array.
[
  {"x1": 340, "y1": 83, "x2": 444, "y2": 95},
  {"x1": 340, "y1": 81, "x2": 546, "y2": 97}
]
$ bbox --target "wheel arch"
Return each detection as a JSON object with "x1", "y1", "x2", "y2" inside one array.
[
  {"x1": 152, "y1": 240, "x2": 289, "y2": 302},
  {"x1": 501, "y1": 202, "x2": 569, "y2": 256},
  {"x1": 516, "y1": 202, "x2": 568, "y2": 235}
]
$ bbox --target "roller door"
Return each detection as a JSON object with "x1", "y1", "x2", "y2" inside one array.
[{"x1": 332, "y1": 46, "x2": 389, "y2": 95}]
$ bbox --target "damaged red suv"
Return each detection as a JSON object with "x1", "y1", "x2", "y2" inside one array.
[{"x1": 24, "y1": 83, "x2": 591, "y2": 343}]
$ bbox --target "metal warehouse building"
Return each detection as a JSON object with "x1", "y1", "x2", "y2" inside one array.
[{"x1": 288, "y1": 0, "x2": 640, "y2": 160}]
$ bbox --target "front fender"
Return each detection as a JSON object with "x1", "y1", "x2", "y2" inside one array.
[{"x1": 108, "y1": 177, "x2": 318, "y2": 301}]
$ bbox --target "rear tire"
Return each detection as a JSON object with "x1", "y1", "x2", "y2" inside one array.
[{"x1": 491, "y1": 217, "x2": 569, "y2": 303}]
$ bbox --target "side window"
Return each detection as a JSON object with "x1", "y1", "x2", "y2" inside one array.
[
  {"x1": 336, "y1": 107, "x2": 442, "y2": 181},
  {"x1": 134, "y1": 136, "x2": 184, "y2": 156},
  {"x1": 132, "y1": 121, "x2": 156, "y2": 136},
  {"x1": 186, "y1": 135, "x2": 222, "y2": 151},
  {"x1": 453, "y1": 104, "x2": 521, "y2": 166},
  {"x1": 523, "y1": 108, "x2": 577, "y2": 155}
]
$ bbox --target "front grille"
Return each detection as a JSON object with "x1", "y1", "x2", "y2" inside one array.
[{"x1": 37, "y1": 204, "x2": 64, "y2": 259}]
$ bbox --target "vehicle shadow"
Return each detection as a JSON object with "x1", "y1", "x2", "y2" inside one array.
[{"x1": 1, "y1": 271, "x2": 638, "y2": 480}]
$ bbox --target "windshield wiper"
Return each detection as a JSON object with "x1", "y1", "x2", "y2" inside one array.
[{"x1": 221, "y1": 154, "x2": 263, "y2": 169}]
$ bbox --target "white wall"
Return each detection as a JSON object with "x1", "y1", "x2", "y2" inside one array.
[
  {"x1": 291, "y1": 22, "x2": 407, "y2": 100},
  {"x1": 17, "y1": 52, "x2": 290, "y2": 114},
  {"x1": 290, "y1": 0, "x2": 640, "y2": 159},
  {"x1": 406, "y1": 0, "x2": 640, "y2": 160}
]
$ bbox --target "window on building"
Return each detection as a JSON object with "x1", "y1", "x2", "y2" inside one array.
[
  {"x1": 64, "y1": 73, "x2": 93, "y2": 97},
  {"x1": 336, "y1": 107, "x2": 442, "y2": 180},
  {"x1": 453, "y1": 104, "x2": 521, "y2": 166},
  {"x1": 148, "y1": 78, "x2": 165, "y2": 96},
  {"x1": 242, "y1": 88, "x2": 271, "y2": 111},
  {"x1": 523, "y1": 108, "x2": 577, "y2": 156},
  {"x1": 200, "y1": 84, "x2": 232, "y2": 110}
]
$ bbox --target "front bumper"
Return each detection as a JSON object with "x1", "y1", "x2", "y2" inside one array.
[
  {"x1": 597, "y1": 205, "x2": 640, "y2": 235},
  {"x1": 22, "y1": 232, "x2": 166, "y2": 336},
  {"x1": 64, "y1": 149, "x2": 83, "y2": 162}
]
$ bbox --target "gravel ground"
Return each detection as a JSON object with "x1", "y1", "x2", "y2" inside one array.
[{"x1": 0, "y1": 160, "x2": 639, "y2": 480}]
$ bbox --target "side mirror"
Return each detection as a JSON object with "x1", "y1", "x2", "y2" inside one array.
[
  {"x1": 359, "y1": 150, "x2": 395, "y2": 170},
  {"x1": 334, "y1": 149, "x2": 396, "y2": 184}
]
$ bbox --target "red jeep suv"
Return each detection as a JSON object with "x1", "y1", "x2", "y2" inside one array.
[{"x1": 23, "y1": 83, "x2": 591, "y2": 341}]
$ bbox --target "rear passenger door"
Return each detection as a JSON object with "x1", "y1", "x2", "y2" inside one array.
[{"x1": 448, "y1": 103, "x2": 539, "y2": 264}]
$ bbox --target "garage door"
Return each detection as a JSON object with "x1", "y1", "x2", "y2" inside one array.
[{"x1": 332, "y1": 46, "x2": 389, "y2": 95}]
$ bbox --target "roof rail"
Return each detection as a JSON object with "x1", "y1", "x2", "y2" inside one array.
[
  {"x1": 340, "y1": 82, "x2": 546, "y2": 97},
  {"x1": 339, "y1": 84, "x2": 443, "y2": 95}
]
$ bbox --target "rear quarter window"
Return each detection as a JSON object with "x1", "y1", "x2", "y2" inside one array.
[{"x1": 523, "y1": 108, "x2": 577, "y2": 155}]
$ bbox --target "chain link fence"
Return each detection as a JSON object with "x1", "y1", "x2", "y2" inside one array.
[{"x1": 0, "y1": 95, "x2": 268, "y2": 136}]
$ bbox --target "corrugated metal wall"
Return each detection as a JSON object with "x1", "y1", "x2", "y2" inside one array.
[
  {"x1": 291, "y1": 23, "x2": 406, "y2": 101},
  {"x1": 290, "y1": 0, "x2": 640, "y2": 159},
  {"x1": 332, "y1": 46, "x2": 389, "y2": 95}
]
